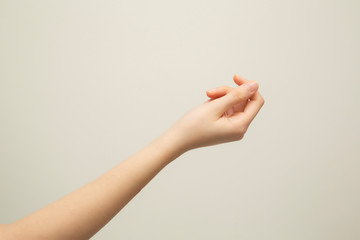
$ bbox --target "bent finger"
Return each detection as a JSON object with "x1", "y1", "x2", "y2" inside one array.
[
  {"x1": 238, "y1": 91, "x2": 265, "y2": 125},
  {"x1": 210, "y1": 81, "x2": 259, "y2": 115},
  {"x1": 206, "y1": 85, "x2": 233, "y2": 99},
  {"x1": 233, "y1": 74, "x2": 248, "y2": 86}
]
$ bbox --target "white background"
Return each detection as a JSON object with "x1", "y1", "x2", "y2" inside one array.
[{"x1": 1, "y1": 0, "x2": 359, "y2": 239}]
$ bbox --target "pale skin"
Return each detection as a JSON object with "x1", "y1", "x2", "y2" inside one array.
[{"x1": 0, "y1": 74, "x2": 265, "y2": 240}]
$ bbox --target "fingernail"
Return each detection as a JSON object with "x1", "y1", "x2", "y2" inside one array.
[{"x1": 245, "y1": 81, "x2": 258, "y2": 93}]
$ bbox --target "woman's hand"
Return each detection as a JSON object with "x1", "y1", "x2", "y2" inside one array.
[{"x1": 168, "y1": 74, "x2": 265, "y2": 152}]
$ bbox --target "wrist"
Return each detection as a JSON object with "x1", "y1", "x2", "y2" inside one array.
[{"x1": 154, "y1": 126, "x2": 189, "y2": 162}]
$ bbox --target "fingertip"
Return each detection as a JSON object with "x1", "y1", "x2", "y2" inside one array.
[
  {"x1": 233, "y1": 73, "x2": 239, "y2": 81},
  {"x1": 253, "y1": 80, "x2": 260, "y2": 90},
  {"x1": 245, "y1": 80, "x2": 259, "y2": 94},
  {"x1": 206, "y1": 91, "x2": 218, "y2": 99},
  {"x1": 250, "y1": 79, "x2": 259, "y2": 86},
  {"x1": 206, "y1": 89, "x2": 216, "y2": 95},
  {"x1": 233, "y1": 74, "x2": 247, "y2": 86}
]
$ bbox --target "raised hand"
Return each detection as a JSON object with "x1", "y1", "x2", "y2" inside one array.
[{"x1": 167, "y1": 74, "x2": 265, "y2": 151}]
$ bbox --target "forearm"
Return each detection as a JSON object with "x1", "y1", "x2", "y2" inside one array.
[{"x1": 6, "y1": 128, "x2": 186, "y2": 240}]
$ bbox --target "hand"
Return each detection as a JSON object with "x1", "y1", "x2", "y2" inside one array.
[
  {"x1": 207, "y1": 74, "x2": 252, "y2": 117},
  {"x1": 168, "y1": 74, "x2": 265, "y2": 151}
]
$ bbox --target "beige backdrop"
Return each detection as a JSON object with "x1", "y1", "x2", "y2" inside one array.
[{"x1": 1, "y1": 0, "x2": 359, "y2": 239}]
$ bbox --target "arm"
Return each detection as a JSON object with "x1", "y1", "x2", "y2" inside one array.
[{"x1": 1, "y1": 75, "x2": 264, "y2": 240}]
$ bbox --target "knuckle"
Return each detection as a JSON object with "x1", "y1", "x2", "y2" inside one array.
[
  {"x1": 237, "y1": 125, "x2": 247, "y2": 135},
  {"x1": 232, "y1": 126, "x2": 247, "y2": 140},
  {"x1": 231, "y1": 89, "x2": 247, "y2": 100},
  {"x1": 225, "y1": 121, "x2": 247, "y2": 142},
  {"x1": 260, "y1": 96, "x2": 265, "y2": 106},
  {"x1": 235, "y1": 134, "x2": 244, "y2": 141},
  {"x1": 233, "y1": 132, "x2": 245, "y2": 141}
]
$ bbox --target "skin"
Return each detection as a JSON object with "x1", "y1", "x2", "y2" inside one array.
[{"x1": 0, "y1": 74, "x2": 264, "y2": 240}]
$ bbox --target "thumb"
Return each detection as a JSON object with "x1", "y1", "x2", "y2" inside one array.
[{"x1": 213, "y1": 80, "x2": 259, "y2": 114}]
